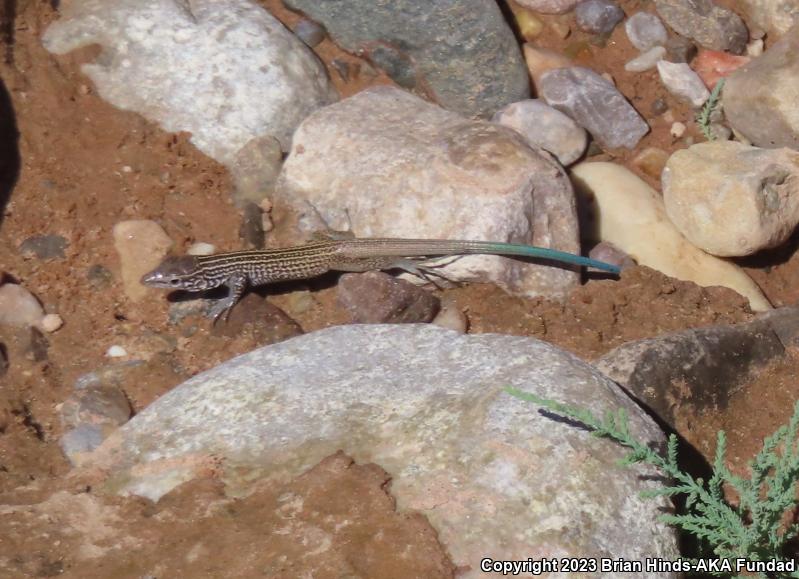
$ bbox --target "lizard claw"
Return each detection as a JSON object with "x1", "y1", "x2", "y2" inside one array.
[{"x1": 207, "y1": 297, "x2": 235, "y2": 324}]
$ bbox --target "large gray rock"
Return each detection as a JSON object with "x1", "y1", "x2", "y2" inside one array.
[
  {"x1": 275, "y1": 87, "x2": 582, "y2": 299},
  {"x1": 284, "y1": 0, "x2": 528, "y2": 118},
  {"x1": 654, "y1": 0, "x2": 748, "y2": 54},
  {"x1": 723, "y1": 26, "x2": 799, "y2": 150},
  {"x1": 43, "y1": 0, "x2": 337, "y2": 167},
  {"x1": 540, "y1": 67, "x2": 649, "y2": 150},
  {"x1": 738, "y1": 0, "x2": 799, "y2": 39},
  {"x1": 596, "y1": 308, "x2": 799, "y2": 428},
  {"x1": 662, "y1": 142, "x2": 799, "y2": 256},
  {"x1": 84, "y1": 325, "x2": 677, "y2": 577}
]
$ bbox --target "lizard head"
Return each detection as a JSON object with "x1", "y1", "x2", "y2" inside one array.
[{"x1": 140, "y1": 255, "x2": 215, "y2": 291}]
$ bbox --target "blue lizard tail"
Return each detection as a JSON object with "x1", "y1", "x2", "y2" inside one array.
[{"x1": 476, "y1": 242, "x2": 620, "y2": 274}]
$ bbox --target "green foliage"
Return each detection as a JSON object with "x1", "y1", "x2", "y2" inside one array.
[
  {"x1": 506, "y1": 387, "x2": 799, "y2": 578},
  {"x1": 696, "y1": 78, "x2": 726, "y2": 141}
]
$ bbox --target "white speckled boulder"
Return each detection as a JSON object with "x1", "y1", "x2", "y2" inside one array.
[
  {"x1": 84, "y1": 324, "x2": 678, "y2": 577},
  {"x1": 43, "y1": 0, "x2": 337, "y2": 165}
]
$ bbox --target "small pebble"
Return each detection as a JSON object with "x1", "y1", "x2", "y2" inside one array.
[
  {"x1": 624, "y1": 45, "x2": 666, "y2": 72},
  {"x1": 187, "y1": 242, "x2": 216, "y2": 256},
  {"x1": 0, "y1": 283, "x2": 45, "y2": 328},
  {"x1": 625, "y1": 12, "x2": 668, "y2": 52},
  {"x1": 657, "y1": 61, "x2": 710, "y2": 107},
  {"x1": 40, "y1": 313, "x2": 63, "y2": 333},
  {"x1": 574, "y1": 0, "x2": 624, "y2": 36},
  {"x1": 589, "y1": 241, "x2": 637, "y2": 270},
  {"x1": 670, "y1": 121, "x2": 686, "y2": 137},
  {"x1": 650, "y1": 98, "x2": 668, "y2": 116},
  {"x1": 87, "y1": 264, "x2": 113, "y2": 289},
  {"x1": 431, "y1": 302, "x2": 468, "y2": 333},
  {"x1": 664, "y1": 36, "x2": 697, "y2": 63},
  {"x1": 331, "y1": 59, "x2": 351, "y2": 82},
  {"x1": 746, "y1": 39, "x2": 763, "y2": 58},
  {"x1": 293, "y1": 18, "x2": 326, "y2": 47},
  {"x1": 513, "y1": 8, "x2": 545, "y2": 40},
  {"x1": 106, "y1": 345, "x2": 128, "y2": 358},
  {"x1": 19, "y1": 234, "x2": 68, "y2": 260}
]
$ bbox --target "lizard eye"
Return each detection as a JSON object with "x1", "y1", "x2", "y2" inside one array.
[{"x1": 169, "y1": 278, "x2": 181, "y2": 286}]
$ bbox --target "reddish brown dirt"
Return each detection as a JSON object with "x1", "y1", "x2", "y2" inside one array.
[
  {"x1": 0, "y1": 452, "x2": 455, "y2": 578},
  {"x1": 0, "y1": 0, "x2": 797, "y2": 576}
]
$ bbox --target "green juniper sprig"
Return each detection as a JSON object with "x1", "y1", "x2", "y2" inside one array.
[
  {"x1": 506, "y1": 387, "x2": 799, "y2": 578},
  {"x1": 696, "y1": 78, "x2": 726, "y2": 142}
]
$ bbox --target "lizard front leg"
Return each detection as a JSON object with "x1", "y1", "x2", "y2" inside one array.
[{"x1": 207, "y1": 272, "x2": 248, "y2": 323}]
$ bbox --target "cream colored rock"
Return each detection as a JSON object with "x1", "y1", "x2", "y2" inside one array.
[
  {"x1": 113, "y1": 220, "x2": 173, "y2": 302},
  {"x1": 571, "y1": 162, "x2": 771, "y2": 311},
  {"x1": 663, "y1": 142, "x2": 799, "y2": 256}
]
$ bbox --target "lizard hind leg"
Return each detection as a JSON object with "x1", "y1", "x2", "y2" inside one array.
[{"x1": 389, "y1": 258, "x2": 460, "y2": 290}]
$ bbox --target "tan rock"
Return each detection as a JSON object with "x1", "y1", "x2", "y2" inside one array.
[
  {"x1": 113, "y1": 220, "x2": 173, "y2": 302},
  {"x1": 571, "y1": 162, "x2": 771, "y2": 311},
  {"x1": 662, "y1": 142, "x2": 799, "y2": 256}
]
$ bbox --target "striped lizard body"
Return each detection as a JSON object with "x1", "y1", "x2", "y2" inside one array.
[{"x1": 141, "y1": 237, "x2": 620, "y2": 321}]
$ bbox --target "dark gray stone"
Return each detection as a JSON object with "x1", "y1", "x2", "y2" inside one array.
[
  {"x1": 664, "y1": 35, "x2": 697, "y2": 63},
  {"x1": 293, "y1": 18, "x2": 326, "y2": 47},
  {"x1": 540, "y1": 67, "x2": 649, "y2": 150},
  {"x1": 575, "y1": 0, "x2": 625, "y2": 36},
  {"x1": 655, "y1": 0, "x2": 748, "y2": 54},
  {"x1": 595, "y1": 309, "x2": 799, "y2": 427},
  {"x1": 337, "y1": 271, "x2": 440, "y2": 324},
  {"x1": 283, "y1": 0, "x2": 529, "y2": 118},
  {"x1": 19, "y1": 234, "x2": 68, "y2": 260}
]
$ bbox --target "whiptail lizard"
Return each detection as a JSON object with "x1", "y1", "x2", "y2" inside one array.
[{"x1": 141, "y1": 236, "x2": 620, "y2": 322}]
